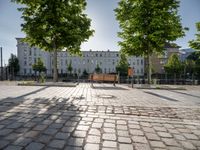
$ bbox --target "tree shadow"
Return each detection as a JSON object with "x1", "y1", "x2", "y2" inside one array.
[
  {"x1": 0, "y1": 88, "x2": 83, "y2": 149},
  {"x1": 144, "y1": 91, "x2": 179, "y2": 102},
  {"x1": 168, "y1": 90, "x2": 200, "y2": 99}
]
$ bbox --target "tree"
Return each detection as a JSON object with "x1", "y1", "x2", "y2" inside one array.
[
  {"x1": 115, "y1": 0, "x2": 187, "y2": 84},
  {"x1": 189, "y1": 22, "x2": 200, "y2": 50},
  {"x1": 116, "y1": 52, "x2": 129, "y2": 76},
  {"x1": 8, "y1": 54, "x2": 20, "y2": 79},
  {"x1": 164, "y1": 54, "x2": 183, "y2": 82},
  {"x1": 32, "y1": 58, "x2": 46, "y2": 75},
  {"x1": 94, "y1": 64, "x2": 102, "y2": 73},
  {"x1": 186, "y1": 51, "x2": 200, "y2": 78},
  {"x1": 12, "y1": 0, "x2": 94, "y2": 82},
  {"x1": 67, "y1": 60, "x2": 73, "y2": 75}
]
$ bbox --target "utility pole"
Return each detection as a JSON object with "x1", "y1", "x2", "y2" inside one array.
[{"x1": 0, "y1": 47, "x2": 3, "y2": 81}]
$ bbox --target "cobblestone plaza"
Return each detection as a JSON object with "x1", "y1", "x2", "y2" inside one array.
[{"x1": 0, "y1": 83, "x2": 200, "y2": 150}]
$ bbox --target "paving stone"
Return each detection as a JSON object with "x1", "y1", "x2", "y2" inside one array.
[
  {"x1": 145, "y1": 133, "x2": 160, "y2": 140},
  {"x1": 183, "y1": 133, "x2": 199, "y2": 140},
  {"x1": 117, "y1": 125, "x2": 128, "y2": 130},
  {"x1": 173, "y1": 134, "x2": 186, "y2": 141},
  {"x1": 67, "y1": 137, "x2": 84, "y2": 147},
  {"x1": 102, "y1": 133, "x2": 117, "y2": 141},
  {"x1": 103, "y1": 141, "x2": 117, "y2": 148},
  {"x1": 134, "y1": 143, "x2": 151, "y2": 150},
  {"x1": 119, "y1": 144, "x2": 133, "y2": 150},
  {"x1": 132, "y1": 136, "x2": 148, "y2": 143},
  {"x1": 153, "y1": 126, "x2": 167, "y2": 132},
  {"x1": 0, "y1": 140, "x2": 10, "y2": 149},
  {"x1": 55, "y1": 132, "x2": 70, "y2": 140},
  {"x1": 162, "y1": 138, "x2": 180, "y2": 146},
  {"x1": 129, "y1": 124, "x2": 140, "y2": 129},
  {"x1": 117, "y1": 130, "x2": 129, "y2": 137},
  {"x1": 142, "y1": 127, "x2": 155, "y2": 133},
  {"x1": 117, "y1": 120, "x2": 127, "y2": 125},
  {"x1": 33, "y1": 124, "x2": 48, "y2": 131},
  {"x1": 86, "y1": 135, "x2": 101, "y2": 143},
  {"x1": 44, "y1": 128, "x2": 58, "y2": 135},
  {"x1": 25, "y1": 142, "x2": 45, "y2": 150},
  {"x1": 88, "y1": 128, "x2": 101, "y2": 136},
  {"x1": 6, "y1": 122, "x2": 23, "y2": 129},
  {"x1": 84, "y1": 143, "x2": 99, "y2": 150},
  {"x1": 37, "y1": 134, "x2": 52, "y2": 144},
  {"x1": 73, "y1": 130, "x2": 87, "y2": 138},
  {"x1": 180, "y1": 141, "x2": 196, "y2": 149},
  {"x1": 4, "y1": 145, "x2": 23, "y2": 150},
  {"x1": 104, "y1": 123, "x2": 115, "y2": 128},
  {"x1": 0, "y1": 128, "x2": 13, "y2": 136},
  {"x1": 92, "y1": 122, "x2": 103, "y2": 128},
  {"x1": 104, "y1": 128, "x2": 116, "y2": 133},
  {"x1": 5, "y1": 132, "x2": 20, "y2": 140},
  {"x1": 150, "y1": 141, "x2": 166, "y2": 148},
  {"x1": 76, "y1": 125, "x2": 89, "y2": 131},
  {"x1": 118, "y1": 137, "x2": 131, "y2": 143},
  {"x1": 130, "y1": 129, "x2": 144, "y2": 136},
  {"x1": 61, "y1": 126, "x2": 75, "y2": 133},
  {"x1": 49, "y1": 139, "x2": 66, "y2": 149},
  {"x1": 157, "y1": 132, "x2": 172, "y2": 138},
  {"x1": 64, "y1": 146, "x2": 82, "y2": 150},
  {"x1": 24, "y1": 130, "x2": 39, "y2": 138},
  {"x1": 102, "y1": 148, "x2": 117, "y2": 150}
]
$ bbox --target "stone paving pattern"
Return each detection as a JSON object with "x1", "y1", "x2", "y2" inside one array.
[{"x1": 0, "y1": 83, "x2": 200, "y2": 150}]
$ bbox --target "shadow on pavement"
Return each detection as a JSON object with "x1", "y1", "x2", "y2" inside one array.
[
  {"x1": 0, "y1": 94, "x2": 81, "y2": 149},
  {"x1": 169, "y1": 90, "x2": 200, "y2": 99},
  {"x1": 144, "y1": 91, "x2": 179, "y2": 102}
]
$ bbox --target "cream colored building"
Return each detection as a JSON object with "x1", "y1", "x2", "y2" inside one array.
[{"x1": 16, "y1": 38, "x2": 144, "y2": 76}]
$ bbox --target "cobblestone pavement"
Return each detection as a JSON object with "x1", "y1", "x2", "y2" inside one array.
[{"x1": 0, "y1": 83, "x2": 200, "y2": 150}]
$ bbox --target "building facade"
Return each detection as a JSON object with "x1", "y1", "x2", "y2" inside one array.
[{"x1": 16, "y1": 38, "x2": 144, "y2": 76}]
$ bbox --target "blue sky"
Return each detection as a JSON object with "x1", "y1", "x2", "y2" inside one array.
[{"x1": 0, "y1": 0, "x2": 200, "y2": 65}]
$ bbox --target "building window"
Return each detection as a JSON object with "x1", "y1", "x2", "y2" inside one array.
[
  {"x1": 24, "y1": 61, "x2": 27, "y2": 66},
  {"x1": 30, "y1": 69, "x2": 32, "y2": 74},
  {"x1": 29, "y1": 50, "x2": 32, "y2": 56},
  {"x1": 116, "y1": 54, "x2": 119, "y2": 57},
  {"x1": 137, "y1": 59, "x2": 139, "y2": 65},
  {"x1": 24, "y1": 69, "x2": 26, "y2": 75},
  {"x1": 141, "y1": 68, "x2": 143, "y2": 74},
  {"x1": 133, "y1": 62, "x2": 135, "y2": 65},
  {"x1": 141, "y1": 59, "x2": 143, "y2": 65},
  {"x1": 137, "y1": 69, "x2": 139, "y2": 74}
]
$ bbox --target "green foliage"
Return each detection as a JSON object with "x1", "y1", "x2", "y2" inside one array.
[
  {"x1": 164, "y1": 54, "x2": 183, "y2": 76},
  {"x1": 32, "y1": 58, "x2": 46, "y2": 73},
  {"x1": 8, "y1": 54, "x2": 20, "y2": 76},
  {"x1": 115, "y1": 0, "x2": 186, "y2": 83},
  {"x1": 39, "y1": 72, "x2": 46, "y2": 83},
  {"x1": 186, "y1": 51, "x2": 200, "y2": 77},
  {"x1": 189, "y1": 22, "x2": 200, "y2": 50},
  {"x1": 12, "y1": 0, "x2": 94, "y2": 81},
  {"x1": 82, "y1": 69, "x2": 88, "y2": 76},
  {"x1": 94, "y1": 64, "x2": 102, "y2": 73},
  {"x1": 67, "y1": 60, "x2": 73, "y2": 75},
  {"x1": 116, "y1": 53, "x2": 129, "y2": 76}
]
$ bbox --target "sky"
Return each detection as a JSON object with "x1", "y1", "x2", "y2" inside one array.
[{"x1": 0, "y1": 0, "x2": 200, "y2": 65}]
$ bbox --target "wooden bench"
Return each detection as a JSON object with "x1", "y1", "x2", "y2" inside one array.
[{"x1": 89, "y1": 74, "x2": 118, "y2": 87}]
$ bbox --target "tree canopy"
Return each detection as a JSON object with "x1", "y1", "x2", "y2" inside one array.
[
  {"x1": 12, "y1": 0, "x2": 94, "y2": 81},
  {"x1": 164, "y1": 54, "x2": 183, "y2": 76},
  {"x1": 67, "y1": 60, "x2": 73, "y2": 75},
  {"x1": 189, "y1": 22, "x2": 200, "y2": 50},
  {"x1": 8, "y1": 54, "x2": 20, "y2": 76},
  {"x1": 116, "y1": 53, "x2": 129, "y2": 76},
  {"x1": 32, "y1": 58, "x2": 46, "y2": 73},
  {"x1": 115, "y1": 0, "x2": 187, "y2": 83},
  {"x1": 94, "y1": 64, "x2": 102, "y2": 74}
]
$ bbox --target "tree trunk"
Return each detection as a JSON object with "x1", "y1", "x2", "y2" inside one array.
[
  {"x1": 53, "y1": 48, "x2": 58, "y2": 82},
  {"x1": 147, "y1": 54, "x2": 152, "y2": 84}
]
